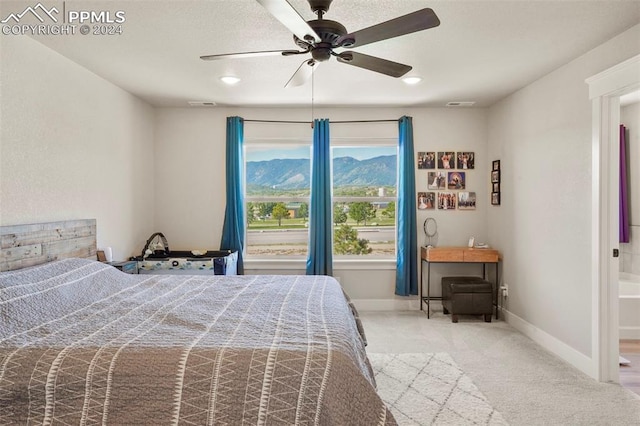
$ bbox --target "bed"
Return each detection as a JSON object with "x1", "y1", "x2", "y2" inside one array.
[{"x1": 0, "y1": 220, "x2": 395, "y2": 425}]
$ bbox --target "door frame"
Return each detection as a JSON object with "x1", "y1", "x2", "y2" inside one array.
[{"x1": 586, "y1": 54, "x2": 640, "y2": 382}]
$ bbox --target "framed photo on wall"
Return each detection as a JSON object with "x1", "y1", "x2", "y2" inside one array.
[
  {"x1": 438, "y1": 192, "x2": 457, "y2": 210},
  {"x1": 458, "y1": 192, "x2": 476, "y2": 210},
  {"x1": 456, "y1": 152, "x2": 475, "y2": 169},
  {"x1": 492, "y1": 160, "x2": 501, "y2": 171},
  {"x1": 437, "y1": 152, "x2": 455, "y2": 169},
  {"x1": 447, "y1": 171, "x2": 466, "y2": 190},
  {"x1": 491, "y1": 192, "x2": 501, "y2": 205},
  {"x1": 417, "y1": 152, "x2": 435, "y2": 169},
  {"x1": 491, "y1": 170, "x2": 500, "y2": 183}
]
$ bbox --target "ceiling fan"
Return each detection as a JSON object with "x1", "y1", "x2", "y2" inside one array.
[{"x1": 200, "y1": 0, "x2": 440, "y2": 88}]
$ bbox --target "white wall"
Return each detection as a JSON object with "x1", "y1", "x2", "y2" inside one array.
[
  {"x1": 153, "y1": 106, "x2": 489, "y2": 302},
  {"x1": 0, "y1": 36, "x2": 156, "y2": 260},
  {"x1": 487, "y1": 24, "x2": 640, "y2": 358}
]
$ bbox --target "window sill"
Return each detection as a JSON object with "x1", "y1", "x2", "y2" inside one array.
[{"x1": 244, "y1": 258, "x2": 397, "y2": 271}]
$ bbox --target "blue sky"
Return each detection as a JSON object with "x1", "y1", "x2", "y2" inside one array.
[{"x1": 247, "y1": 146, "x2": 396, "y2": 162}]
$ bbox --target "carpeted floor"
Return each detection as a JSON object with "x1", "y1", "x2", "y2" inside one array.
[
  {"x1": 362, "y1": 311, "x2": 640, "y2": 425},
  {"x1": 369, "y1": 353, "x2": 508, "y2": 425}
]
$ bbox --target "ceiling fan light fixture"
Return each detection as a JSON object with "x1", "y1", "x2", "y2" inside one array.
[
  {"x1": 403, "y1": 76, "x2": 422, "y2": 85},
  {"x1": 220, "y1": 76, "x2": 241, "y2": 85}
]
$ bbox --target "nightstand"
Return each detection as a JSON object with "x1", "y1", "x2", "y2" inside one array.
[{"x1": 108, "y1": 260, "x2": 138, "y2": 274}]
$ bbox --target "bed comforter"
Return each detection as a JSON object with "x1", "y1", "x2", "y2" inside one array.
[{"x1": 0, "y1": 258, "x2": 395, "y2": 425}]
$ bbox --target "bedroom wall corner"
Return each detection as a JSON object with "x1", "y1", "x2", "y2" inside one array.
[
  {"x1": 486, "y1": 24, "x2": 640, "y2": 366},
  {"x1": 0, "y1": 35, "x2": 156, "y2": 260}
]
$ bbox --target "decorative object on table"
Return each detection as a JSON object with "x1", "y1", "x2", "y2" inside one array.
[
  {"x1": 423, "y1": 217, "x2": 438, "y2": 247},
  {"x1": 491, "y1": 159, "x2": 501, "y2": 205},
  {"x1": 456, "y1": 151, "x2": 475, "y2": 169},
  {"x1": 458, "y1": 191, "x2": 476, "y2": 210}
]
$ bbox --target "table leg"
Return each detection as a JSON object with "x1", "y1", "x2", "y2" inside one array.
[
  {"x1": 427, "y1": 262, "x2": 431, "y2": 318},
  {"x1": 419, "y1": 259, "x2": 423, "y2": 311},
  {"x1": 495, "y1": 262, "x2": 499, "y2": 320}
]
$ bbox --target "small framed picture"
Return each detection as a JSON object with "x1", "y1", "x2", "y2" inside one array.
[
  {"x1": 438, "y1": 192, "x2": 457, "y2": 210},
  {"x1": 428, "y1": 171, "x2": 446, "y2": 190},
  {"x1": 456, "y1": 152, "x2": 475, "y2": 169},
  {"x1": 492, "y1": 160, "x2": 501, "y2": 171},
  {"x1": 492, "y1": 182, "x2": 500, "y2": 192},
  {"x1": 491, "y1": 170, "x2": 500, "y2": 183},
  {"x1": 417, "y1": 152, "x2": 436, "y2": 169},
  {"x1": 418, "y1": 191, "x2": 435, "y2": 209},
  {"x1": 437, "y1": 151, "x2": 455, "y2": 169},
  {"x1": 458, "y1": 192, "x2": 476, "y2": 210},
  {"x1": 448, "y1": 171, "x2": 466, "y2": 190},
  {"x1": 491, "y1": 192, "x2": 501, "y2": 205}
]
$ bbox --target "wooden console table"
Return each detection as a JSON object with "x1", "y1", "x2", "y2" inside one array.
[{"x1": 420, "y1": 246, "x2": 500, "y2": 319}]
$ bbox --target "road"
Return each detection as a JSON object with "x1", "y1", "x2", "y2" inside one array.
[{"x1": 247, "y1": 227, "x2": 395, "y2": 244}]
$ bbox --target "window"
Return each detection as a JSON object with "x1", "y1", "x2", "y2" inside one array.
[
  {"x1": 332, "y1": 144, "x2": 397, "y2": 258},
  {"x1": 244, "y1": 138, "x2": 398, "y2": 259},
  {"x1": 245, "y1": 142, "x2": 311, "y2": 257}
]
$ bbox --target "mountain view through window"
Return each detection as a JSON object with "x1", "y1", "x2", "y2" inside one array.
[{"x1": 245, "y1": 144, "x2": 397, "y2": 257}]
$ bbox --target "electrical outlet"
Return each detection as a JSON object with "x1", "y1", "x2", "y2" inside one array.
[{"x1": 501, "y1": 284, "x2": 509, "y2": 297}]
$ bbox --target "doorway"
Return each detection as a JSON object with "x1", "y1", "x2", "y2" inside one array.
[{"x1": 587, "y1": 54, "x2": 640, "y2": 383}]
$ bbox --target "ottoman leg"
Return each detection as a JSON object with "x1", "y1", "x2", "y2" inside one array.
[
  {"x1": 484, "y1": 314, "x2": 492, "y2": 323},
  {"x1": 443, "y1": 306, "x2": 449, "y2": 315},
  {"x1": 451, "y1": 314, "x2": 459, "y2": 323}
]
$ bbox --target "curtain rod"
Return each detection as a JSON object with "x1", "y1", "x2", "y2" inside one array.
[{"x1": 244, "y1": 119, "x2": 398, "y2": 124}]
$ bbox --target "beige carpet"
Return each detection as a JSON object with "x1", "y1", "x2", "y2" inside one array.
[{"x1": 369, "y1": 353, "x2": 508, "y2": 426}]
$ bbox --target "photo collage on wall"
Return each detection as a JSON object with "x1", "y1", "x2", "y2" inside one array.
[{"x1": 417, "y1": 151, "x2": 476, "y2": 211}]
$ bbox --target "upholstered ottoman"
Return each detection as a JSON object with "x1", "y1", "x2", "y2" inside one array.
[{"x1": 441, "y1": 276, "x2": 493, "y2": 323}]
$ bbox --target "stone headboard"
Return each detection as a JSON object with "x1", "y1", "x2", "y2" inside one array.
[{"x1": 0, "y1": 219, "x2": 97, "y2": 271}]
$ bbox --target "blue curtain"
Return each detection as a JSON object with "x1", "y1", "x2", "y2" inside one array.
[
  {"x1": 395, "y1": 116, "x2": 418, "y2": 295},
  {"x1": 220, "y1": 116, "x2": 245, "y2": 274},
  {"x1": 306, "y1": 119, "x2": 333, "y2": 276}
]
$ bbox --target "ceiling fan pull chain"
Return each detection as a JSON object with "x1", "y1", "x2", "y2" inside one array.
[{"x1": 311, "y1": 67, "x2": 315, "y2": 129}]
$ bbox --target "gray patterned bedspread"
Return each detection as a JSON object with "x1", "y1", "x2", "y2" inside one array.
[{"x1": 0, "y1": 258, "x2": 395, "y2": 425}]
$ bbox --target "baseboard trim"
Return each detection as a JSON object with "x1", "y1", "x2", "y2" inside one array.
[
  {"x1": 619, "y1": 327, "x2": 640, "y2": 340},
  {"x1": 352, "y1": 298, "x2": 420, "y2": 311},
  {"x1": 502, "y1": 307, "x2": 595, "y2": 378}
]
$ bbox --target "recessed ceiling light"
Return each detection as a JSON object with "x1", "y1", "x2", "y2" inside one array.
[
  {"x1": 402, "y1": 76, "x2": 422, "y2": 85},
  {"x1": 220, "y1": 76, "x2": 240, "y2": 85}
]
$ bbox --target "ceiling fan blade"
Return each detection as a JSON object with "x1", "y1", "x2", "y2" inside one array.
[
  {"x1": 336, "y1": 8, "x2": 440, "y2": 48},
  {"x1": 200, "y1": 49, "x2": 303, "y2": 60},
  {"x1": 285, "y1": 59, "x2": 318, "y2": 88},
  {"x1": 336, "y1": 52, "x2": 411, "y2": 78},
  {"x1": 256, "y1": 0, "x2": 321, "y2": 43}
]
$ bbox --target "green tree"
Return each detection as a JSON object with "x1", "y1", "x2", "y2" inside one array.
[
  {"x1": 334, "y1": 224, "x2": 372, "y2": 255},
  {"x1": 381, "y1": 201, "x2": 396, "y2": 219},
  {"x1": 272, "y1": 202, "x2": 290, "y2": 226},
  {"x1": 349, "y1": 202, "x2": 376, "y2": 225},
  {"x1": 258, "y1": 202, "x2": 276, "y2": 218},
  {"x1": 246, "y1": 202, "x2": 256, "y2": 225},
  {"x1": 298, "y1": 202, "x2": 309, "y2": 220},
  {"x1": 333, "y1": 204, "x2": 348, "y2": 225}
]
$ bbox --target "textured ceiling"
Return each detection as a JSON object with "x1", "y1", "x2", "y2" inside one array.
[{"x1": 4, "y1": 0, "x2": 640, "y2": 107}]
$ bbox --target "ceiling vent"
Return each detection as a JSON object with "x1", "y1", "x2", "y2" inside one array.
[
  {"x1": 188, "y1": 101, "x2": 217, "y2": 107},
  {"x1": 446, "y1": 101, "x2": 475, "y2": 107}
]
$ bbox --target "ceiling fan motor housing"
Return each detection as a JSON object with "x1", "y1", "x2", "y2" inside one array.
[{"x1": 294, "y1": 19, "x2": 353, "y2": 61}]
